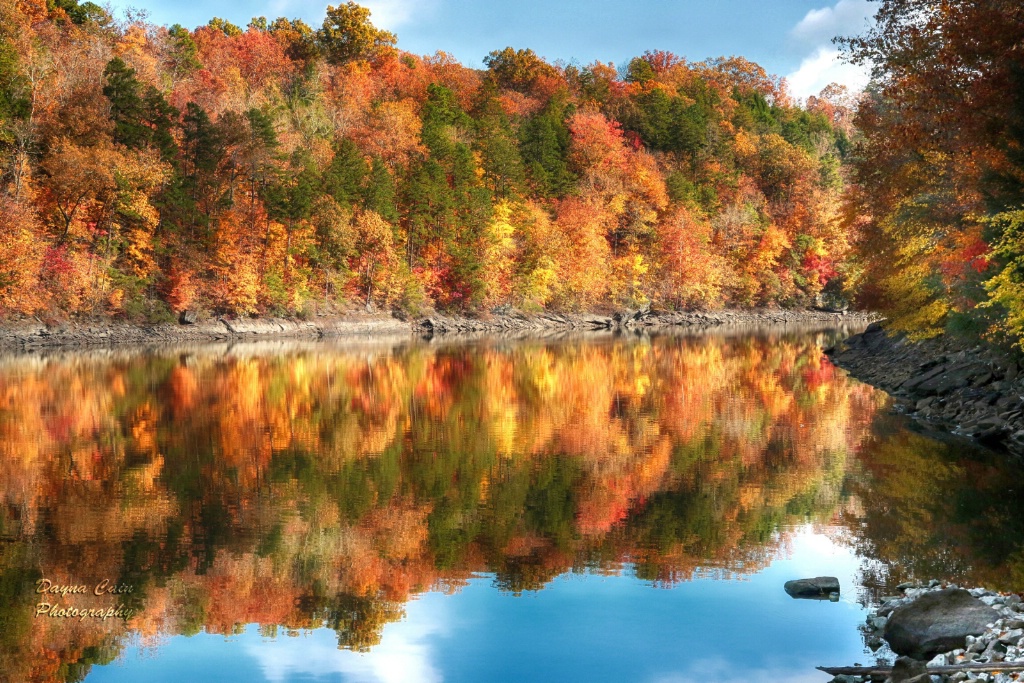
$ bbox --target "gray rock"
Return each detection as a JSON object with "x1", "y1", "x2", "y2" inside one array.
[
  {"x1": 885, "y1": 656, "x2": 927, "y2": 683},
  {"x1": 884, "y1": 588, "x2": 1001, "y2": 659},
  {"x1": 901, "y1": 365, "x2": 948, "y2": 392},
  {"x1": 179, "y1": 309, "x2": 198, "y2": 325},
  {"x1": 784, "y1": 576, "x2": 840, "y2": 599},
  {"x1": 999, "y1": 628, "x2": 1024, "y2": 644},
  {"x1": 984, "y1": 639, "x2": 1008, "y2": 660},
  {"x1": 916, "y1": 362, "x2": 991, "y2": 396}
]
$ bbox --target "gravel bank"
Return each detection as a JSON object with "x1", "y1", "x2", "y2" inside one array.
[{"x1": 830, "y1": 582, "x2": 1024, "y2": 683}]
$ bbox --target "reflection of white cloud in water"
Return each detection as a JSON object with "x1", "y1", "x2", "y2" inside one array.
[
  {"x1": 243, "y1": 597, "x2": 444, "y2": 683},
  {"x1": 650, "y1": 657, "x2": 825, "y2": 683}
]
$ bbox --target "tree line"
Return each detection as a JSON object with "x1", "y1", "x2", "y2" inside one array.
[{"x1": 0, "y1": 0, "x2": 853, "y2": 321}]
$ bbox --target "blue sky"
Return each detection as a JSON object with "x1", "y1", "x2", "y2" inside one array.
[{"x1": 112, "y1": 0, "x2": 875, "y2": 99}]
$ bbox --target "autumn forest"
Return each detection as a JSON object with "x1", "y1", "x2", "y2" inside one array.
[
  {"x1": 1, "y1": 0, "x2": 1021, "y2": 344},
  {"x1": 0, "y1": 0, "x2": 863, "y2": 323}
]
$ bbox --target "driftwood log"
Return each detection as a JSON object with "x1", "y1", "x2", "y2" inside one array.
[{"x1": 818, "y1": 662, "x2": 1024, "y2": 676}]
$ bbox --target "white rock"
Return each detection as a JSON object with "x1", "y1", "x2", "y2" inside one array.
[{"x1": 927, "y1": 653, "x2": 948, "y2": 667}]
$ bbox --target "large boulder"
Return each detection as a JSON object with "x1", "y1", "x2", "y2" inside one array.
[
  {"x1": 784, "y1": 576, "x2": 840, "y2": 599},
  {"x1": 883, "y1": 588, "x2": 999, "y2": 659}
]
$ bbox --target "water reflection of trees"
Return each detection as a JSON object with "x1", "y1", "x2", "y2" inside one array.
[
  {"x1": 846, "y1": 425, "x2": 1024, "y2": 602},
  {"x1": 0, "y1": 332, "x2": 881, "y2": 682}
]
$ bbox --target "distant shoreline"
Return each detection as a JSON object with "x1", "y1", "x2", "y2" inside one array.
[{"x1": 0, "y1": 308, "x2": 875, "y2": 352}]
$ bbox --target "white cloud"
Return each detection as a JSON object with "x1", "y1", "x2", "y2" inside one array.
[
  {"x1": 785, "y1": 0, "x2": 874, "y2": 100},
  {"x1": 360, "y1": 0, "x2": 424, "y2": 30},
  {"x1": 786, "y1": 46, "x2": 870, "y2": 100},
  {"x1": 268, "y1": 0, "x2": 427, "y2": 31},
  {"x1": 790, "y1": 0, "x2": 874, "y2": 46}
]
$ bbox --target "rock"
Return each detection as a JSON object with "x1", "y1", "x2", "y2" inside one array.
[
  {"x1": 885, "y1": 656, "x2": 927, "y2": 683},
  {"x1": 179, "y1": 309, "x2": 198, "y2": 325},
  {"x1": 916, "y1": 362, "x2": 991, "y2": 396},
  {"x1": 999, "y1": 628, "x2": 1024, "y2": 644},
  {"x1": 879, "y1": 600, "x2": 903, "y2": 618},
  {"x1": 901, "y1": 365, "x2": 948, "y2": 392},
  {"x1": 900, "y1": 675, "x2": 935, "y2": 683},
  {"x1": 784, "y1": 576, "x2": 841, "y2": 599},
  {"x1": 984, "y1": 638, "x2": 1007, "y2": 660},
  {"x1": 884, "y1": 588, "x2": 1002, "y2": 659}
]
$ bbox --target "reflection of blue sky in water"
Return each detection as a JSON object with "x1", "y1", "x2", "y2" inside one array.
[{"x1": 85, "y1": 527, "x2": 868, "y2": 683}]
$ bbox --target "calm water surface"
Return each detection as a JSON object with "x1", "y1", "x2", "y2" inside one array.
[{"x1": 1, "y1": 326, "x2": 1023, "y2": 683}]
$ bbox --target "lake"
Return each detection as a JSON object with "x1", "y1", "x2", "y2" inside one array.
[{"x1": 1, "y1": 325, "x2": 1022, "y2": 683}]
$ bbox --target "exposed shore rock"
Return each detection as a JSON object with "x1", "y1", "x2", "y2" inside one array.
[
  {"x1": 884, "y1": 588, "x2": 1001, "y2": 660},
  {"x1": 827, "y1": 322, "x2": 1024, "y2": 454},
  {"x1": 785, "y1": 576, "x2": 841, "y2": 599},
  {"x1": 0, "y1": 314, "x2": 412, "y2": 351},
  {"x1": 416, "y1": 308, "x2": 870, "y2": 337},
  {"x1": 0, "y1": 308, "x2": 873, "y2": 352}
]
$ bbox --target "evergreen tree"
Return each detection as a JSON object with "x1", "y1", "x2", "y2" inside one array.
[
  {"x1": 363, "y1": 156, "x2": 398, "y2": 223},
  {"x1": 323, "y1": 138, "x2": 368, "y2": 207},
  {"x1": 520, "y1": 99, "x2": 575, "y2": 198}
]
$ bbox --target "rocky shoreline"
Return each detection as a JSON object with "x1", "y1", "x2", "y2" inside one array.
[
  {"x1": 0, "y1": 308, "x2": 873, "y2": 352},
  {"x1": 826, "y1": 323, "x2": 1024, "y2": 455},
  {"x1": 827, "y1": 582, "x2": 1024, "y2": 683}
]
